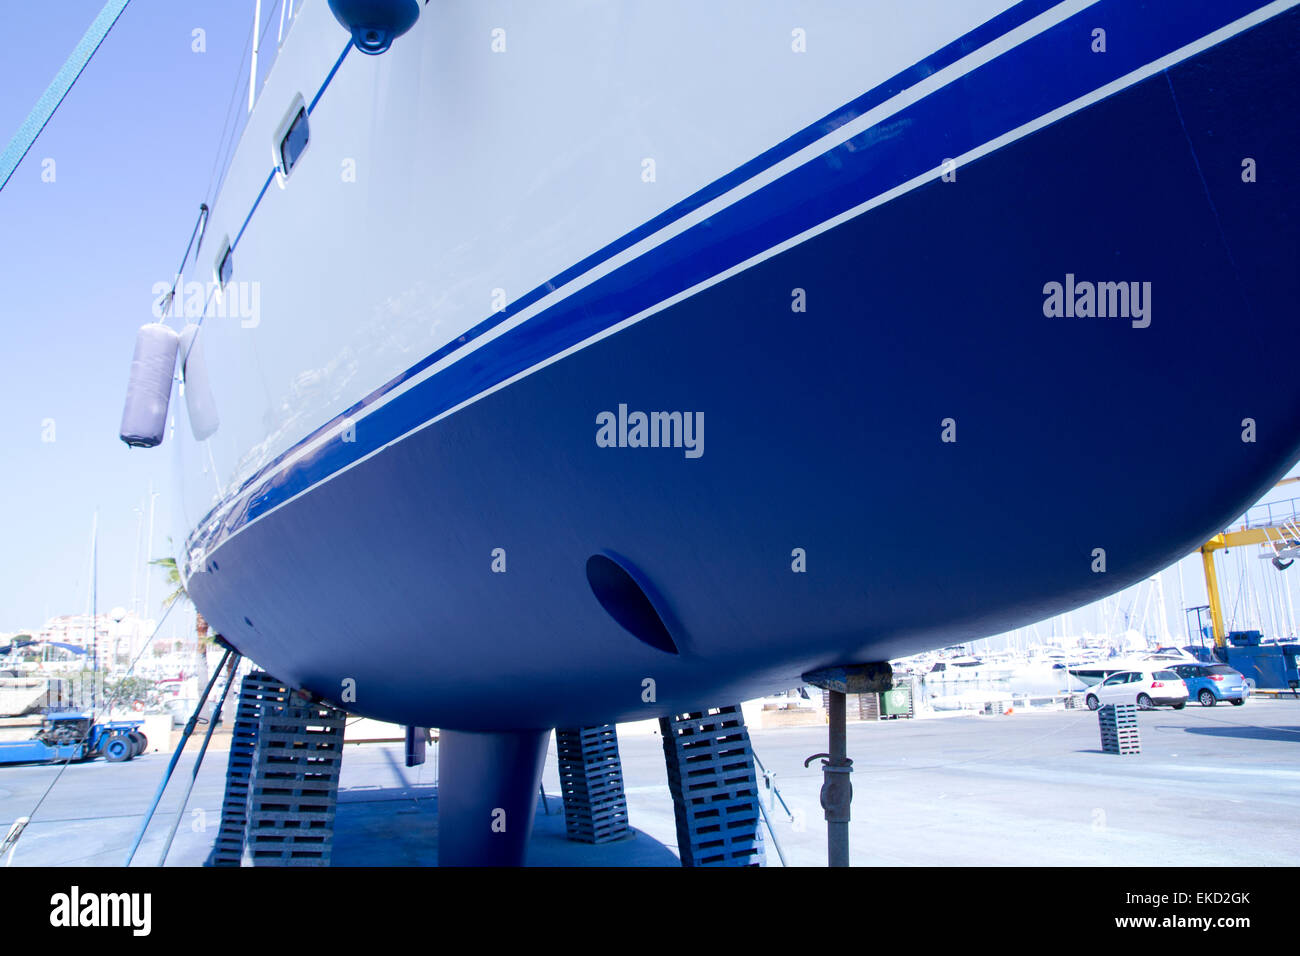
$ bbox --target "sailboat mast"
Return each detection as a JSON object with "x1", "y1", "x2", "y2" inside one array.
[
  {"x1": 144, "y1": 481, "x2": 158, "y2": 623},
  {"x1": 91, "y1": 511, "x2": 98, "y2": 712},
  {"x1": 249, "y1": 0, "x2": 263, "y2": 114}
]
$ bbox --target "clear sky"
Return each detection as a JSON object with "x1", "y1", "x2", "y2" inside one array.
[
  {"x1": 1, "y1": 3, "x2": 1298, "y2": 646},
  {"x1": 0, "y1": 1, "x2": 257, "y2": 634}
]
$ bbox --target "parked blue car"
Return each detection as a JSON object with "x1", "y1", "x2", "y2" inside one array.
[{"x1": 1171, "y1": 663, "x2": 1248, "y2": 707}]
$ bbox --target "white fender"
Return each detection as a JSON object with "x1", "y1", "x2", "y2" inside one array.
[
  {"x1": 179, "y1": 324, "x2": 220, "y2": 441},
  {"x1": 119, "y1": 323, "x2": 179, "y2": 448}
]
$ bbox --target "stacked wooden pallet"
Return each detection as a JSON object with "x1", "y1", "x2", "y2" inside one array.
[
  {"x1": 659, "y1": 706, "x2": 765, "y2": 867},
  {"x1": 555, "y1": 725, "x2": 629, "y2": 844},
  {"x1": 241, "y1": 697, "x2": 346, "y2": 866},
  {"x1": 1098, "y1": 703, "x2": 1140, "y2": 755},
  {"x1": 821, "y1": 688, "x2": 887, "y2": 720},
  {"x1": 206, "y1": 672, "x2": 291, "y2": 867}
]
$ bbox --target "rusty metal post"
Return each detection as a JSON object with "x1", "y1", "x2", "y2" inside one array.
[
  {"x1": 802, "y1": 662, "x2": 892, "y2": 868},
  {"x1": 824, "y1": 690, "x2": 851, "y2": 866}
]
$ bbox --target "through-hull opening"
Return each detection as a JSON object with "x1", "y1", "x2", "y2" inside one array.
[{"x1": 586, "y1": 553, "x2": 679, "y2": 655}]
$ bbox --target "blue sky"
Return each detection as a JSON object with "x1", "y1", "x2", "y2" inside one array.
[
  {"x1": 0, "y1": 2, "x2": 254, "y2": 633},
  {"x1": 1, "y1": 3, "x2": 1297, "y2": 645}
]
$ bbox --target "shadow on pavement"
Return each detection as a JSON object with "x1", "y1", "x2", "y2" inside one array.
[
  {"x1": 330, "y1": 788, "x2": 680, "y2": 866},
  {"x1": 1182, "y1": 725, "x2": 1300, "y2": 743}
]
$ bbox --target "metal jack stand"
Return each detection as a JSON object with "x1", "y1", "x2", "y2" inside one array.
[
  {"x1": 802, "y1": 662, "x2": 893, "y2": 867},
  {"x1": 752, "y1": 749, "x2": 791, "y2": 866}
]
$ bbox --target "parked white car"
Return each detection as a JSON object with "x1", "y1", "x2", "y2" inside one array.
[{"x1": 1084, "y1": 669, "x2": 1188, "y2": 711}]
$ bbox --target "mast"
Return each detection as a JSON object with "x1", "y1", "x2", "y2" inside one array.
[
  {"x1": 143, "y1": 480, "x2": 158, "y2": 623},
  {"x1": 1153, "y1": 572, "x2": 1170, "y2": 645},
  {"x1": 249, "y1": 0, "x2": 263, "y2": 114},
  {"x1": 90, "y1": 511, "x2": 99, "y2": 713},
  {"x1": 130, "y1": 502, "x2": 143, "y2": 617}
]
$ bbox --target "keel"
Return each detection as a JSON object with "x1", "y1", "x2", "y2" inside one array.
[{"x1": 438, "y1": 728, "x2": 550, "y2": 866}]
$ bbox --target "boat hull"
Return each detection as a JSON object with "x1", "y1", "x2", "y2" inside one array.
[{"x1": 181, "y1": 2, "x2": 1300, "y2": 731}]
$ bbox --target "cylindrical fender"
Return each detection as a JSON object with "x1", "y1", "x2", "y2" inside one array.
[
  {"x1": 119, "y1": 323, "x2": 180, "y2": 448},
  {"x1": 178, "y1": 324, "x2": 220, "y2": 441}
]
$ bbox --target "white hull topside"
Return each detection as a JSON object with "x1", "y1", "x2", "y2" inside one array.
[{"x1": 169, "y1": 0, "x2": 1028, "y2": 553}]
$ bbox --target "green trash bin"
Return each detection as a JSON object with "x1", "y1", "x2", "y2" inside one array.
[{"x1": 880, "y1": 685, "x2": 913, "y2": 718}]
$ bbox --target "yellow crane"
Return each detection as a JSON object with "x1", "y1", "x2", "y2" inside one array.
[{"x1": 1199, "y1": 477, "x2": 1300, "y2": 647}]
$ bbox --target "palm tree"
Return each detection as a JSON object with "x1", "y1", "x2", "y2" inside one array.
[{"x1": 151, "y1": 543, "x2": 211, "y2": 695}]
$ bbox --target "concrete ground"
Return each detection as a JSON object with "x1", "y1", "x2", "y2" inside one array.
[{"x1": 1, "y1": 699, "x2": 1296, "y2": 866}]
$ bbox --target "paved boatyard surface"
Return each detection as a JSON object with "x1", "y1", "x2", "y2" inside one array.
[{"x1": 1, "y1": 699, "x2": 1296, "y2": 867}]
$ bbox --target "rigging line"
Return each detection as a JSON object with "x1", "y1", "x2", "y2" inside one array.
[
  {"x1": 208, "y1": 0, "x2": 284, "y2": 207},
  {"x1": 10, "y1": 755, "x2": 79, "y2": 866},
  {"x1": 203, "y1": 12, "x2": 257, "y2": 209},
  {"x1": 0, "y1": 0, "x2": 133, "y2": 195},
  {"x1": 124, "y1": 647, "x2": 233, "y2": 866},
  {"x1": 96, "y1": 598, "x2": 178, "y2": 716},
  {"x1": 1226, "y1": 551, "x2": 1246, "y2": 632},
  {"x1": 5, "y1": 605, "x2": 175, "y2": 860},
  {"x1": 185, "y1": 33, "x2": 351, "y2": 360},
  {"x1": 27, "y1": 743, "x2": 82, "y2": 815},
  {"x1": 156, "y1": 651, "x2": 242, "y2": 866},
  {"x1": 254, "y1": 0, "x2": 284, "y2": 89},
  {"x1": 155, "y1": 204, "x2": 210, "y2": 322},
  {"x1": 209, "y1": 69, "x2": 254, "y2": 208}
]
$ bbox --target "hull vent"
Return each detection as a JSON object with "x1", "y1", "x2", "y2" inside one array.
[{"x1": 586, "y1": 553, "x2": 679, "y2": 655}]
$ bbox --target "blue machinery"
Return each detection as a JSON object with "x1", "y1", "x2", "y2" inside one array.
[
  {"x1": 0, "y1": 713, "x2": 145, "y2": 767},
  {"x1": 1222, "y1": 631, "x2": 1300, "y2": 692},
  {"x1": 1193, "y1": 494, "x2": 1300, "y2": 691}
]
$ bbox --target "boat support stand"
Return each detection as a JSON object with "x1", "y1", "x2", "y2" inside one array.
[
  {"x1": 802, "y1": 662, "x2": 893, "y2": 867},
  {"x1": 125, "y1": 643, "x2": 240, "y2": 866}
]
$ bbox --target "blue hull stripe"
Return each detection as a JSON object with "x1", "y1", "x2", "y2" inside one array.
[
  {"x1": 308, "y1": 41, "x2": 353, "y2": 115},
  {"x1": 232, "y1": 170, "x2": 276, "y2": 252},
  {"x1": 189, "y1": 0, "x2": 1288, "y2": 559},
  {"x1": 187, "y1": 40, "x2": 354, "y2": 352},
  {"x1": 236, "y1": 42, "x2": 353, "y2": 253}
]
